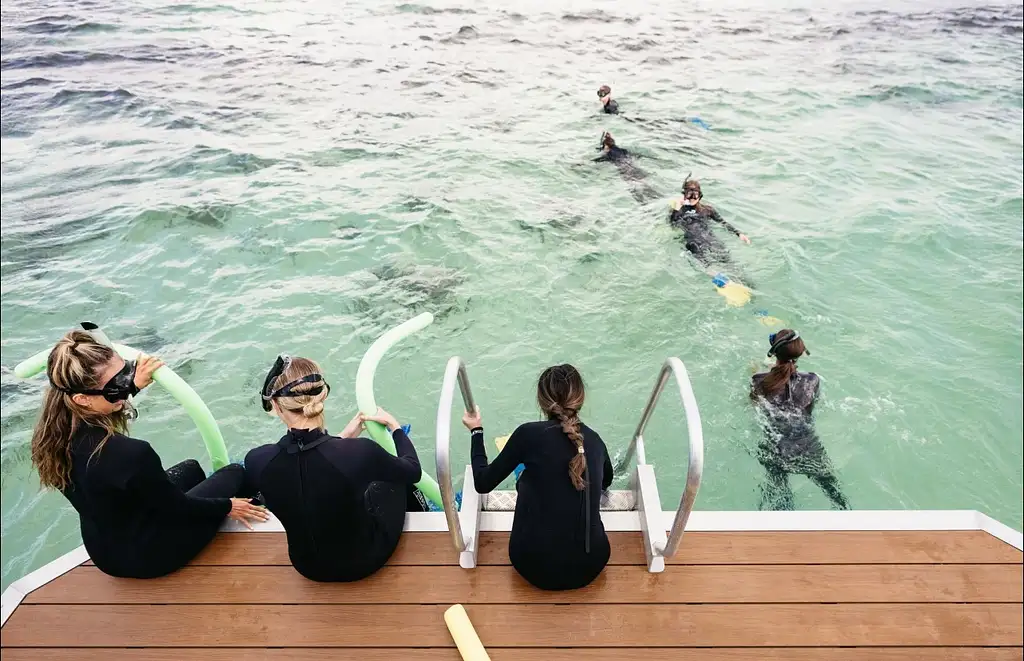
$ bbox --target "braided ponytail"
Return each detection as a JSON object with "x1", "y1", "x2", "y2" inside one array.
[
  {"x1": 537, "y1": 364, "x2": 588, "y2": 492},
  {"x1": 551, "y1": 403, "x2": 587, "y2": 490}
]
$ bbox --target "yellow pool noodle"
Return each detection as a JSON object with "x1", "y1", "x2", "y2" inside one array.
[{"x1": 444, "y1": 604, "x2": 491, "y2": 661}]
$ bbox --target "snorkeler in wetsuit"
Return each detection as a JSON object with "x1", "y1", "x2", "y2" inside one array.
[
  {"x1": 669, "y1": 177, "x2": 750, "y2": 267},
  {"x1": 593, "y1": 132, "x2": 660, "y2": 203},
  {"x1": 750, "y1": 330, "x2": 849, "y2": 511},
  {"x1": 597, "y1": 85, "x2": 619, "y2": 114}
]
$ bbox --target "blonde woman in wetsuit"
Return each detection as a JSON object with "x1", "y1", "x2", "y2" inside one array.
[
  {"x1": 30, "y1": 330, "x2": 267, "y2": 579},
  {"x1": 751, "y1": 329, "x2": 849, "y2": 510},
  {"x1": 244, "y1": 355, "x2": 427, "y2": 582},
  {"x1": 462, "y1": 364, "x2": 614, "y2": 590}
]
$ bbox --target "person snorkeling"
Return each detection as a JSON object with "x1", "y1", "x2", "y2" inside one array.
[
  {"x1": 669, "y1": 176, "x2": 751, "y2": 266},
  {"x1": 750, "y1": 330, "x2": 849, "y2": 511},
  {"x1": 593, "y1": 131, "x2": 660, "y2": 203},
  {"x1": 597, "y1": 85, "x2": 619, "y2": 115}
]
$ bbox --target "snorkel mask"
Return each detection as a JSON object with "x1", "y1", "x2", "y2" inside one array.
[
  {"x1": 260, "y1": 354, "x2": 330, "y2": 412},
  {"x1": 767, "y1": 331, "x2": 810, "y2": 358},
  {"x1": 597, "y1": 86, "x2": 611, "y2": 99},
  {"x1": 597, "y1": 131, "x2": 612, "y2": 151},
  {"x1": 51, "y1": 359, "x2": 137, "y2": 403},
  {"x1": 682, "y1": 172, "x2": 702, "y2": 201}
]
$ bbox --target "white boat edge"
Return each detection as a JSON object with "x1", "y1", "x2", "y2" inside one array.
[{"x1": 2, "y1": 508, "x2": 1021, "y2": 628}]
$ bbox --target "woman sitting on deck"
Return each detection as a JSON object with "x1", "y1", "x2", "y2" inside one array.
[
  {"x1": 244, "y1": 355, "x2": 427, "y2": 582},
  {"x1": 30, "y1": 330, "x2": 267, "y2": 579},
  {"x1": 462, "y1": 364, "x2": 614, "y2": 590},
  {"x1": 751, "y1": 329, "x2": 850, "y2": 511}
]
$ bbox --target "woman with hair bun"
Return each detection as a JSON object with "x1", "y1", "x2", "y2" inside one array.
[
  {"x1": 751, "y1": 330, "x2": 849, "y2": 511},
  {"x1": 462, "y1": 364, "x2": 613, "y2": 590},
  {"x1": 244, "y1": 355, "x2": 427, "y2": 582}
]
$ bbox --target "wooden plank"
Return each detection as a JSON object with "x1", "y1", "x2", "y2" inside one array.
[
  {"x1": 3, "y1": 604, "x2": 1020, "y2": 647},
  {"x1": 2, "y1": 649, "x2": 1022, "y2": 661},
  {"x1": 142, "y1": 530, "x2": 1022, "y2": 567},
  {"x1": 28, "y1": 564, "x2": 1024, "y2": 605}
]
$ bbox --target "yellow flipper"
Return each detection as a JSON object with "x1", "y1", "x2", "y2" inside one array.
[
  {"x1": 444, "y1": 604, "x2": 491, "y2": 661},
  {"x1": 716, "y1": 280, "x2": 752, "y2": 307}
]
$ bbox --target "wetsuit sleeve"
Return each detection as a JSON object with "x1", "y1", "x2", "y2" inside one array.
[
  {"x1": 807, "y1": 374, "x2": 821, "y2": 415},
  {"x1": 127, "y1": 442, "x2": 231, "y2": 521},
  {"x1": 362, "y1": 429, "x2": 423, "y2": 485},
  {"x1": 708, "y1": 206, "x2": 742, "y2": 236},
  {"x1": 601, "y1": 440, "x2": 613, "y2": 490},
  {"x1": 471, "y1": 427, "x2": 527, "y2": 493},
  {"x1": 593, "y1": 154, "x2": 609, "y2": 162}
]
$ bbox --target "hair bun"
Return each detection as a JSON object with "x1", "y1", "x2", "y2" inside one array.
[{"x1": 302, "y1": 401, "x2": 324, "y2": 418}]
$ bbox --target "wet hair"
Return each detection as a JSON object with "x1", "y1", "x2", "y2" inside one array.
[
  {"x1": 683, "y1": 176, "x2": 702, "y2": 195},
  {"x1": 602, "y1": 132, "x2": 616, "y2": 149},
  {"x1": 752, "y1": 329, "x2": 807, "y2": 400},
  {"x1": 269, "y1": 357, "x2": 329, "y2": 428},
  {"x1": 536, "y1": 364, "x2": 587, "y2": 491},
  {"x1": 31, "y1": 331, "x2": 131, "y2": 490},
  {"x1": 598, "y1": 85, "x2": 611, "y2": 98}
]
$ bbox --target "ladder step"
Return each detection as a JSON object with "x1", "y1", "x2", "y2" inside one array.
[{"x1": 482, "y1": 489, "x2": 635, "y2": 512}]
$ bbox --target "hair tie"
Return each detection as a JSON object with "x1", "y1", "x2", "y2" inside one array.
[{"x1": 577, "y1": 446, "x2": 585, "y2": 454}]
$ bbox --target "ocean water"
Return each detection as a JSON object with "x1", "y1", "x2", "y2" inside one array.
[{"x1": 1, "y1": 0, "x2": 1021, "y2": 590}]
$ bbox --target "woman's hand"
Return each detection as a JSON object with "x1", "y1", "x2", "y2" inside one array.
[
  {"x1": 739, "y1": 233, "x2": 751, "y2": 244},
  {"x1": 339, "y1": 411, "x2": 365, "y2": 439},
  {"x1": 362, "y1": 407, "x2": 401, "y2": 432},
  {"x1": 462, "y1": 406, "x2": 482, "y2": 431},
  {"x1": 133, "y1": 354, "x2": 165, "y2": 391},
  {"x1": 227, "y1": 498, "x2": 270, "y2": 530}
]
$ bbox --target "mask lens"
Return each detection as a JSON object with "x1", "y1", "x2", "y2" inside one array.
[
  {"x1": 101, "y1": 361, "x2": 135, "y2": 402},
  {"x1": 769, "y1": 333, "x2": 777, "y2": 345}
]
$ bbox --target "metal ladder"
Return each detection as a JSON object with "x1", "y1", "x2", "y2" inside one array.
[{"x1": 435, "y1": 356, "x2": 705, "y2": 572}]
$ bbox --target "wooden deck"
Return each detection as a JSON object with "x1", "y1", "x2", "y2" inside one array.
[{"x1": 2, "y1": 526, "x2": 1022, "y2": 660}]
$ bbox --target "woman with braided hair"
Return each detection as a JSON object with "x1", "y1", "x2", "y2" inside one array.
[
  {"x1": 751, "y1": 329, "x2": 849, "y2": 511},
  {"x1": 462, "y1": 364, "x2": 613, "y2": 590}
]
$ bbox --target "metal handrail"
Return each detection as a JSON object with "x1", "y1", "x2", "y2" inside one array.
[
  {"x1": 618, "y1": 358, "x2": 705, "y2": 558},
  {"x1": 435, "y1": 356, "x2": 477, "y2": 552}
]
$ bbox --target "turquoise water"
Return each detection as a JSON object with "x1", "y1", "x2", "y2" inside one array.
[{"x1": 1, "y1": 0, "x2": 1022, "y2": 590}]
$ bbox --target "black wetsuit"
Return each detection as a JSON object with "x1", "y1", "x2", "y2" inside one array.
[
  {"x1": 244, "y1": 427, "x2": 423, "y2": 582},
  {"x1": 62, "y1": 424, "x2": 244, "y2": 578},
  {"x1": 602, "y1": 99, "x2": 619, "y2": 114},
  {"x1": 669, "y1": 203, "x2": 742, "y2": 266},
  {"x1": 594, "y1": 147, "x2": 660, "y2": 203},
  {"x1": 470, "y1": 420, "x2": 613, "y2": 590},
  {"x1": 750, "y1": 371, "x2": 849, "y2": 511}
]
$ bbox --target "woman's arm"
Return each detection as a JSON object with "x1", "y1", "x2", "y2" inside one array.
[
  {"x1": 708, "y1": 206, "x2": 751, "y2": 244},
  {"x1": 601, "y1": 438, "x2": 614, "y2": 490},
  {"x1": 471, "y1": 426, "x2": 527, "y2": 494}
]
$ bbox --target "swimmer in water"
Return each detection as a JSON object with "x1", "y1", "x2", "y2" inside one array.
[
  {"x1": 597, "y1": 85, "x2": 619, "y2": 115},
  {"x1": 593, "y1": 132, "x2": 660, "y2": 203},
  {"x1": 669, "y1": 176, "x2": 751, "y2": 266},
  {"x1": 750, "y1": 330, "x2": 849, "y2": 511}
]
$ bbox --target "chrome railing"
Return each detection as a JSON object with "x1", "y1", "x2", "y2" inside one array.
[
  {"x1": 618, "y1": 357, "x2": 705, "y2": 558},
  {"x1": 435, "y1": 356, "x2": 477, "y2": 552}
]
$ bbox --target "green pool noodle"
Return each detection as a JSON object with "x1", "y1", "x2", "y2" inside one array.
[
  {"x1": 14, "y1": 339, "x2": 230, "y2": 470},
  {"x1": 355, "y1": 312, "x2": 442, "y2": 507}
]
